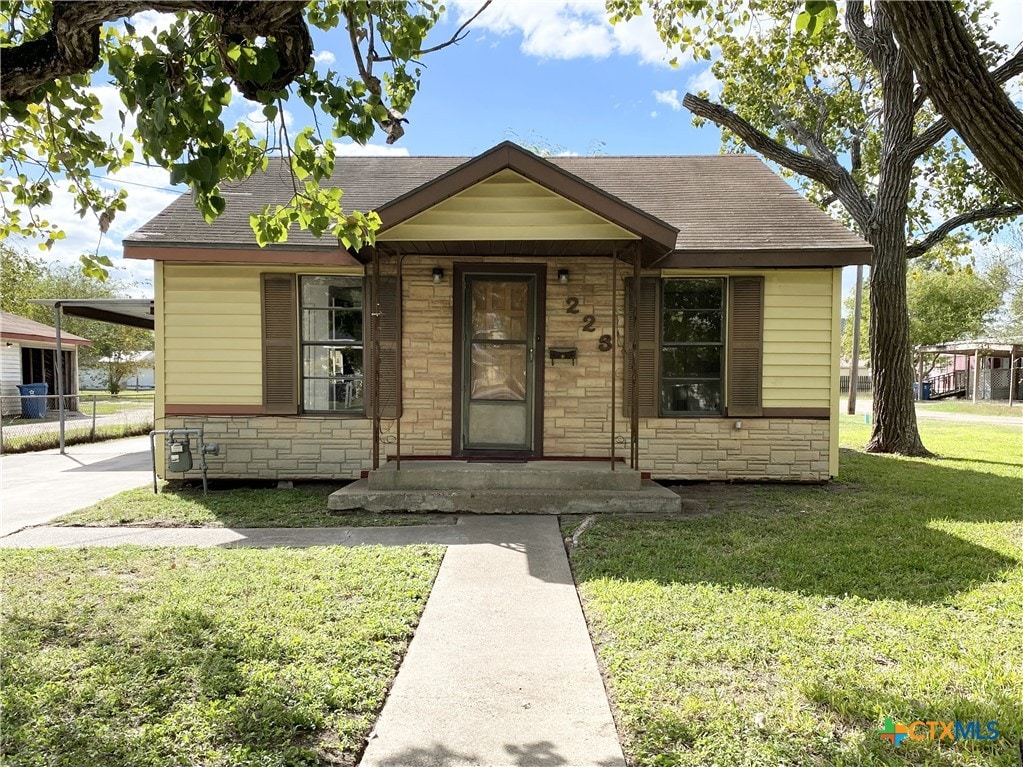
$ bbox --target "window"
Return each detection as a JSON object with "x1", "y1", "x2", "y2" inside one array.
[
  {"x1": 300, "y1": 276, "x2": 364, "y2": 412},
  {"x1": 661, "y1": 278, "x2": 725, "y2": 414}
]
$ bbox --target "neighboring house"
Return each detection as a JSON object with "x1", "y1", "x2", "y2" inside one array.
[
  {"x1": 917, "y1": 340, "x2": 1023, "y2": 401},
  {"x1": 126, "y1": 142, "x2": 870, "y2": 482},
  {"x1": 0, "y1": 310, "x2": 90, "y2": 417},
  {"x1": 79, "y1": 350, "x2": 156, "y2": 391}
]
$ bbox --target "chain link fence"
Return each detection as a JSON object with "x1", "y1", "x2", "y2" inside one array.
[{"x1": 0, "y1": 393, "x2": 154, "y2": 453}]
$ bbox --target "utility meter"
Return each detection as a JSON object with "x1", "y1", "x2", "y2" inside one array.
[{"x1": 168, "y1": 434, "x2": 193, "y2": 473}]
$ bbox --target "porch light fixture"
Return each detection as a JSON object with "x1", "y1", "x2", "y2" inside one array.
[
  {"x1": 557, "y1": 269, "x2": 569, "y2": 284},
  {"x1": 432, "y1": 267, "x2": 444, "y2": 284}
]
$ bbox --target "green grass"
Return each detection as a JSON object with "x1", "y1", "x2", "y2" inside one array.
[
  {"x1": 1, "y1": 545, "x2": 443, "y2": 767},
  {"x1": 1, "y1": 421, "x2": 153, "y2": 454},
  {"x1": 917, "y1": 399, "x2": 1022, "y2": 418},
  {"x1": 52, "y1": 484, "x2": 447, "y2": 528},
  {"x1": 568, "y1": 419, "x2": 1022, "y2": 767}
]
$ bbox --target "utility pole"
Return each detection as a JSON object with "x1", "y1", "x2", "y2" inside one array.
[{"x1": 847, "y1": 265, "x2": 864, "y2": 415}]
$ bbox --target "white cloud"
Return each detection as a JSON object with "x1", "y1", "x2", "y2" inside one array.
[
  {"x1": 653, "y1": 89, "x2": 683, "y2": 111},
  {"x1": 124, "y1": 9, "x2": 177, "y2": 36},
  {"x1": 334, "y1": 143, "x2": 411, "y2": 157},
  {"x1": 449, "y1": 0, "x2": 680, "y2": 66},
  {"x1": 313, "y1": 50, "x2": 336, "y2": 66},
  {"x1": 685, "y1": 66, "x2": 723, "y2": 99},
  {"x1": 650, "y1": 110, "x2": 658, "y2": 119}
]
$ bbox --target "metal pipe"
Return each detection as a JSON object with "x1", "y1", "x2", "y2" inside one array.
[
  {"x1": 847, "y1": 264, "x2": 863, "y2": 414},
  {"x1": 610, "y1": 247, "x2": 617, "y2": 471},
  {"x1": 371, "y1": 248, "x2": 381, "y2": 470},
  {"x1": 395, "y1": 249, "x2": 404, "y2": 471},
  {"x1": 630, "y1": 245, "x2": 641, "y2": 470},
  {"x1": 53, "y1": 302, "x2": 65, "y2": 454}
]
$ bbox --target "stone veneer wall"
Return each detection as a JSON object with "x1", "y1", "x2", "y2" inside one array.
[
  {"x1": 164, "y1": 415, "x2": 372, "y2": 480},
  {"x1": 641, "y1": 418, "x2": 831, "y2": 481}
]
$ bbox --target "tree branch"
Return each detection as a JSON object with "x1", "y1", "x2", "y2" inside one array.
[
  {"x1": 1, "y1": 0, "x2": 310, "y2": 104},
  {"x1": 370, "y1": 1, "x2": 493, "y2": 64},
  {"x1": 906, "y1": 49, "x2": 1023, "y2": 160},
  {"x1": 845, "y1": 1, "x2": 882, "y2": 69},
  {"x1": 684, "y1": 92, "x2": 874, "y2": 229},
  {"x1": 907, "y1": 203, "x2": 1023, "y2": 258},
  {"x1": 882, "y1": 1, "x2": 1023, "y2": 204}
]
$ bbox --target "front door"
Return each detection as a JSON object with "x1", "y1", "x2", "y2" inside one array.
[{"x1": 456, "y1": 267, "x2": 543, "y2": 456}]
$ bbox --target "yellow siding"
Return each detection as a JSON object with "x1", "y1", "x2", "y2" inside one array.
[
  {"x1": 154, "y1": 261, "x2": 166, "y2": 428},
  {"x1": 161, "y1": 263, "x2": 362, "y2": 405},
  {"x1": 380, "y1": 169, "x2": 639, "y2": 242},
  {"x1": 762, "y1": 269, "x2": 835, "y2": 409},
  {"x1": 830, "y1": 268, "x2": 842, "y2": 476}
]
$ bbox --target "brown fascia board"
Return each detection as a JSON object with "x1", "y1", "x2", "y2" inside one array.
[
  {"x1": 374, "y1": 142, "x2": 679, "y2": 251},
  {"x1": 0, "y1": 331, "x2": 92, "y2": 346},
  {"x1": 659, "y1": 247, "x2": 872, "y2": 268},
  {"x1": 123, "y1": 244, "x2": 362, "y2": 266}
]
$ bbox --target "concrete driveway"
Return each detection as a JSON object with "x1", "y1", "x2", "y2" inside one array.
[{"x1": 0, "y1": 436, "x2": 151, "y2": 536}]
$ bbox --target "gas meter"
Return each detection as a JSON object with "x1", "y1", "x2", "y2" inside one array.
[{"x1": 168, "y1": 433, "x2": 193, "y2": 473}]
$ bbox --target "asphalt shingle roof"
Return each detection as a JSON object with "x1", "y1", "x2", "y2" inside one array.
[{"x1": 125, "y1": 152, "x2": 869, "y2": 253}]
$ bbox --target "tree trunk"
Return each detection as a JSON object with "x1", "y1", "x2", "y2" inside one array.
[{"x1": 865, "y1": 228, "x2": 930, "y2": 456}]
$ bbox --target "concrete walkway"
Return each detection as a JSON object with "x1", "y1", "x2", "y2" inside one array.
[
  {"x1": 0, "y1": 516, "x2": 626, "y2": 767},
  {"x1": 0, "y1": 436, "x2": 152, "y2": 536},
  {"x1": 913, "y1": 408, "x2": 1023, "y2": 426}
]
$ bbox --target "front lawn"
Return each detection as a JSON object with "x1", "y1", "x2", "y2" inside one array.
[
  {"x1": 916, "y1": 399, "x2": 1022, "y2": 418},
  {"x1": 52, "y1": 484, "x2": 450, "y2": 528},
  {"x1": 568, "y1": 419, "x2": 1022, "y2": 766},
  {"x1": 1, "y1": 545, "x2": 443, "y2": 766}
]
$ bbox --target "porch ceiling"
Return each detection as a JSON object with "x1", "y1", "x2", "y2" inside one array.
[{"x1": 374, "y1": 239, "x2": 651, "y2": 259}]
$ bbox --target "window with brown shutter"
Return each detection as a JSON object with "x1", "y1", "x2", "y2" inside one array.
[
  {"x1": 366, "y1": 275, "x2": 402, "y2": 419},
  {"x1": 661, "y1": 278, "x2": 725, "y2": 415},
  {"x1": 624, "y1": 276, "x2": 659, "y2": 417},
  {"x1": 261, "y1": 273, "x2": 298, "y2": 415},
  {"x1": 726, "y1": 276, "x2": 764, "y2": 417}
]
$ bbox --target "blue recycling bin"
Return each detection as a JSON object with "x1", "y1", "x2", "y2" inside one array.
[
  {"x1": 912, "y1": 381, "x2": 931, "y2": 401},
  {"x1": 16, "y1": 383, "x2": 48, "y2": 418}
]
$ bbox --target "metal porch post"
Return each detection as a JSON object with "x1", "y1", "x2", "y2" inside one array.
[
  {"x1": 630, "y1": 244, "x2": 640, "y2": 470},
  {"x1": 54, "y1": 303, "x2": 66, "y2": 455}
]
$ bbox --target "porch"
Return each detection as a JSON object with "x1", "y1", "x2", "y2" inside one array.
[{"x1": 329, "y1": 459, "x2": 682, "y2": 514}]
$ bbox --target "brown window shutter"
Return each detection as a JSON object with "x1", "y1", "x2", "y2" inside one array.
[
  {"x1": 727, "y1": 276, "x2": 764, "y2": 417},
  {"x1": 624, "y1": 276, "x2": 660, "y2": 417},
  {"x1": 367, "y1": 275, "x2": 402, "y2": 419},
  {"x1": 261, "y1": 273, "x2": 299, "y2": 414}
]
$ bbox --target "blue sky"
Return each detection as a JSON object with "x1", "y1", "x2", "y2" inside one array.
[{"x1": 17, "y1": 0, "x2": 1022, "y2": 301}]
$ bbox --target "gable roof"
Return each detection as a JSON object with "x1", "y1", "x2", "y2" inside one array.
[
  {"x1": 125, "y1": 143, "x2": 872, "y2": 265},
  {"x1": 0, "y1": 311, "x2": 91, "y2": 346},
  {"x1": 374, "y1": 142, "x2": 678, "y2": 255}
]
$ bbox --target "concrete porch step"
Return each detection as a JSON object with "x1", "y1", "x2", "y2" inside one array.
[
  {"x1": 328, "y1": 479, "x2": 681, "y2": 515},
  {"x1": 367, "y1": 460, "x2": 643, "y2": 491}
]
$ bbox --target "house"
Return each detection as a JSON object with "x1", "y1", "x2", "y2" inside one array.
[
  {"x1": 80, "y1": 350, "x2": 156, "y2": 391},
  {"x1": 0, "y1": 310, "x2": 90, "y2": 417},
  {"x1": 917, "y1": 340, "x2": 1023, "y2": 402},
  {"x1": 126, "y1": 142, "x2": 870, "y2": 487}
]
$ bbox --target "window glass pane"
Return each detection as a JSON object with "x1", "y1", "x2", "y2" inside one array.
[
  {"x1": 303, "y1": 378, "x2": 364, "y2": 411},
  {"x1": 471, "y1": 280, "x2": 528, "y2": 340},
  {"x1": 303, "y1": 346, "x2": 363, "y2": 379},
  {"x1": 662, "y1": 381, "x2": 721, "y2": 414},
  {"x1": 300, "y1": 276, "x2": 362, "y2": 309},
  {"x1": 662, "y1": 346, "x2": 721, "y2": 378},
  {"x1": 470, "y1": 343, "x2": 527, "y2": 401},
  {"x1": 663, "y1": 310, "x2": 722, "y2": 343},
  {"x1": 302, "y1": 308, "x2": 362, "y2": 342},
  {"x1": 664, "y1": 279, "x2": 723, "y2": 311}
]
